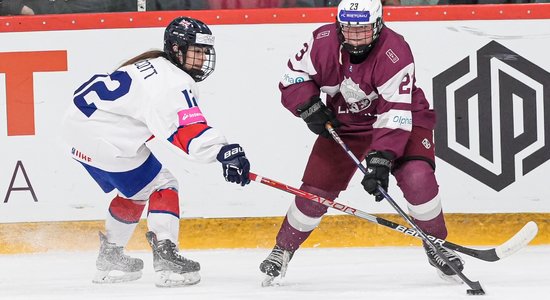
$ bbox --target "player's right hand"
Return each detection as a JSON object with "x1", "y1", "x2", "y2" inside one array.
[
  {"x1": 216, "y1": 144, "x2": 251, "y2": 186},
  {"x1": 297, "y1": 96, "x2": 341, "y2": 138}
]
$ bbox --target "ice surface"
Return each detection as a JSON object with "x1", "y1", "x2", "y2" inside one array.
[{"x1": 0, "y1": 246, "x2": 548, "y2": 300}]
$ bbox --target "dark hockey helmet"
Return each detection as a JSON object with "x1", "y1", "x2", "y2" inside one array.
[
  {"x1": 337, "y1": 0, "x2": 384, "y2": 56},
  {"x1": 163, "y1": 16, "x2": 216, "y2": 82}
]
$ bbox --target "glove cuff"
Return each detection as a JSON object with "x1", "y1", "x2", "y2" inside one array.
[
  {"x1": 369, "y1": 150, "x2": 395, "y2": 160},
  {"x1": 366, "y1": 151, "x2": 394, "y2": 168},
  {"x1": 296, "y1": 96, "x2": 323, "y2": 119}
]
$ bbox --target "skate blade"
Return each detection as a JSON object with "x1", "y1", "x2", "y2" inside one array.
[
  {"x1": 154, "y1": 270, "x2": 201, "y2": 288},
  {"x1": 92, "y1": 270, "x2": 142, "y2": 284},
  {"x1": 436, "y1": 269, "x2": 464, "y2": 285},
  {"x1": 261, "y1": 275, "x2": 282, "y2": 287}
]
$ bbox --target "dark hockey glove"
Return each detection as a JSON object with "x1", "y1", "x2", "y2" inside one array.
[
  {"x1": 297, "y1": 96, "x2": 341, "y2": 138},
  {"x1": 361, "y1": 151, "x2": 394, "y2": 202},
  {"x1": 216, "y1": 144, "x2": 251, "y2": 186}
]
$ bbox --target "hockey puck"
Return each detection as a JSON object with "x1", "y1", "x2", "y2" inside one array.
[{"x1": 466, "y1": 288, "x2": 485, "y2": 296}]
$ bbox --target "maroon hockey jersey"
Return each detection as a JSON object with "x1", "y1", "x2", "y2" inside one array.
[{"x1": 280, "y1": 23, "x2": 435, "y2": 158}]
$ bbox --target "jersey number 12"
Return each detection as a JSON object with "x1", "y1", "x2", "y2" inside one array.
[{"x1": 73, "y1": 71, "x2": 132, "y2": 117}]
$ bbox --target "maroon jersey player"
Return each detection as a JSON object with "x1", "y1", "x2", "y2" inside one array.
[{"x1": 259, "y1": 0, "x2": 464, "y2": 286}]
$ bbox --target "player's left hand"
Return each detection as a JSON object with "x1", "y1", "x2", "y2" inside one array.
[
  {"x1": 216, "y1": 144, "x2": 251, "y2": 186},
  {"x1": 361, "y1": 151, "x2": 393, "y2": 202}
]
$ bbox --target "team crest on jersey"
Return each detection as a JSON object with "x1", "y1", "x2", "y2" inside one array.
[{"x1": 340, "y1": 77, "x2": 374, "y2": 113}]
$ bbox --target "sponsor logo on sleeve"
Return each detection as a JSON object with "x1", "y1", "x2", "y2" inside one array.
[
  {"x1": 282, "y1": 73, "x2": 305, "y2": 85},
  {"x1": 177, "y1": 106, "x2": 206, "y2": 126}
]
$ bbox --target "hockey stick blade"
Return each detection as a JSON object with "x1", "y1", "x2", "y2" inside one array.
[
  {"x1": 413, "y1": 220, "x2": 537, "y2": 263},
  {"x1": 250, "y1": 172, "x2": 537, "y2": 263},
  {"x1": 496, "y1": 221, "x2": 538, "y2": 259}
]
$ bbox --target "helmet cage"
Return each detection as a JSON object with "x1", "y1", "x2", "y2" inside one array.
[
  {"x1": 336, "y1": 0, "x2": 384, "y2": 56},
  {"x1": 185, "y1": 45, "x2": 216, "y2": 82},
  {"x1": 338, "y1": 18, "x2": 383, "y2": 56}
]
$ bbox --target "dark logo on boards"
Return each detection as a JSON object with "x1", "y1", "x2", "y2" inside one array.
[{"x1": 433, "y1": 41, "x2": 550, "y2": 191}]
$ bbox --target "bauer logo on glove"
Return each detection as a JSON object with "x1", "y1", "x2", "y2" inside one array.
[{"x1": 216, "y1": 144, "x2": 251, "y2": 186}]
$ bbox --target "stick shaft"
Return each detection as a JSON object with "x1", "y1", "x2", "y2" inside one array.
[
  {"x1": 249, "y1": 172, "x2": 490, "y2": 261},
  {"x1": 324, "y1": 123, "x2": 484, "y2": 292}
]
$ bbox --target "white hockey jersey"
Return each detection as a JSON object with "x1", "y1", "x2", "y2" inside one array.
[{"x1": 63, "y1": 56, "x2": 227, "y2": 172}]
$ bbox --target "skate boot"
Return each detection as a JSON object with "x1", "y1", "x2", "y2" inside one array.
[
  {"x1": 423, "y1": 242, "x2": 465, "y2": 284},
  {"x1": 259, "y1": 245, "x2": 295, "y2": 287},
  {"x1": 92, "y1": 231, "x2": 143, "y2": 284},
  {"x1": 146, "y1": 231, "x2": 201, "y2": 287}
]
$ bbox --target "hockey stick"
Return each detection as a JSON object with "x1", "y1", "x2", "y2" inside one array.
[
  {"x1": 249, "y1": 172, "x2": 537, "y2": 262},
  {"x1": 324, "y1": 123, "x2": 487, "y2": 295}
]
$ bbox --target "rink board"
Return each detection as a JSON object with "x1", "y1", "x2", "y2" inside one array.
[
  {"x1": 1, "y1": 5, "x2": 550, "y2": 253},
  {"x1": 0, "y1": 213, "x2": 548, "y2": 254}
]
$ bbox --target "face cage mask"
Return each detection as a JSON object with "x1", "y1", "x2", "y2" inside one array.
[
  {"x1": 338, "y1": 21, "x2": 383, "y2": 56},
  {"x1": 184, "y1": 46, "x2": 216, "y2": 82}
]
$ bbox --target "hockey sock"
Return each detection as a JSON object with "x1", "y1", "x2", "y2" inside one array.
[
  {"x1": 147, "y1": 189, "x2": 180, "y2": 244},
  {"x1": 106, "y1": 195, "x2": 146, "y2": 247},
  {"x1": 395, "y1": 160, "x2": 448, "y2": 239},
  {"x1": 276, "y1": 184, "x2": 338, "y2": 251}
]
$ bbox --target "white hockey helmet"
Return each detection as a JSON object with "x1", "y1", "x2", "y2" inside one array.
[{"x1": 337, "y1": 0, "x2": 384, "y2": 55}]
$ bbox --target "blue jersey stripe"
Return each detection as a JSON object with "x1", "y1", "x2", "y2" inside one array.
[{"x1": 79, "y1": 153, "x2": 162, "y2": 198}]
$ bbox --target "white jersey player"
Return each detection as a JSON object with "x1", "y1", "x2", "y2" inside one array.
[{"x1": 63, "y1": 16, "x2": 251, "y2": 288}]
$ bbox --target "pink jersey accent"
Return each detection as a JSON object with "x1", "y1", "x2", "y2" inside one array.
[{"x1": 177, "y1": 106, "x2": 206, "y2": 126}]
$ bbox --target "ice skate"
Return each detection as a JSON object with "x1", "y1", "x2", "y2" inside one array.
[
  {"x1": 145, "y1": 231, "x2": 201, "y2": 288},
  {"x1": 92, "y1": 231, "x2": 143, "y2": 284},
  {"x1": 423, "y1": 242, "x2": 465, "y2": 284},
  {"x1": 259, "y1": 245, "x2": 295, "y2": 287}
]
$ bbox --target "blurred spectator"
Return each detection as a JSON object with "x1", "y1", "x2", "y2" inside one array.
[
  {"x1": 438, "y1": 0, "x2": 546, "y2": 3},
  {"x1": 143, "y1": 0, "x2": 208, "y2": 10},
  {"x1": 0, "y1": 0, "x2": 211, "y2": 16},
  {"x1": 207, "y1": 0, "x2": 318, "y2": 9},
  {"x1": 322, "y1": 0, "x2": 405, "y2": 5},
  {"x1": 324, "y1": 0, "x2": 548, "y2": 5},
  {"x1": 0, "y1": 0, "x2": 135, "y2": 15},
  {"x1": 2, "y1": 0, "x2": 548, "y2": 15},
  {"x1": 1, "y1": 0, "x2": 36, "y2": 15},
  {"x1": 400, "y1": 0, "x2": 439, "y2": 5}
]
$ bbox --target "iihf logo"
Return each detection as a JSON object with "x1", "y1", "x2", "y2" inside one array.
[{"x1": 433, "y1": 41, "x2": 550, "y2": 191}]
